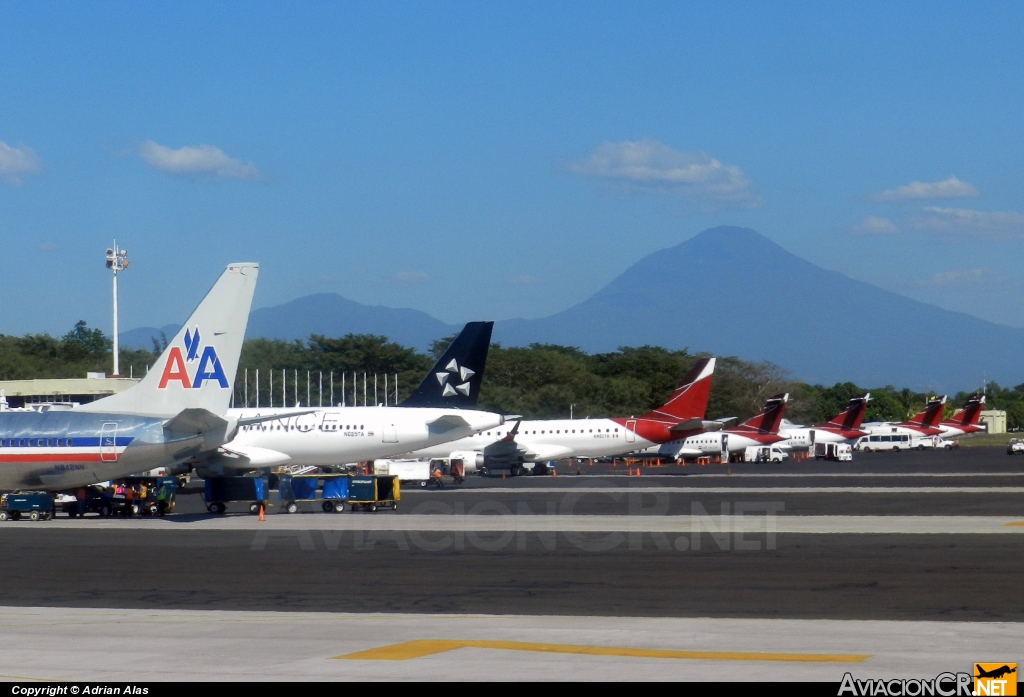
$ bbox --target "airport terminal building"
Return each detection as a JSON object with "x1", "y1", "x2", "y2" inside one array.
[{"x1": 0, "y1": 374, "x2": 139, "y2": 409}]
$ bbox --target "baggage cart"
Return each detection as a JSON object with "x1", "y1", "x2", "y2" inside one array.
[
  {"x1": 0, "y1": 492, "x2": 55, "y2": 521},
  {"x1": 346, "y1": 475, "x2": 400, "y2": 512},
  {"x1": 278, "y1": 474, "x2": 350, "y2": 514},
  {"x1": 61, "y1": 487, "x2": 115, "y2": 518},
  {"x1": 204, "y1": 476, "x2": 268, "y2": 515}
]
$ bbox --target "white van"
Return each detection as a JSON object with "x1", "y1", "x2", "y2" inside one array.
[
  {"x1": 743, "y1": 446, "x2": 788, "y2": 463},
  {"x1": 854, "y1": 434, "x2": 912, "y2": 452},
  {"x1": 814, "y1": 442, "x2": 853, "y2": 461}
]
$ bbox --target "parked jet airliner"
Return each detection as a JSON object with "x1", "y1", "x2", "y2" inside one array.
[
  {"x1": 778, "y1": 394, "x2": 871, "y2": 449},
  {"x1": 399, "y1": 358, "x2": 719, "y2": 474},
  {"x1": 937, "y1": 394, "x2": 986, "y2": 437},
  {"x1": 0, "y1": 263, "x2": 259, "y2": 491},
  {"x1": 200, "y1": 322, "x2": 505, "y2": 476}
]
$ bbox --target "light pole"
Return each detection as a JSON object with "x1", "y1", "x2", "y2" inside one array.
[{"x1": 105, "y1": 242, "x2": 129, "y2": 377}]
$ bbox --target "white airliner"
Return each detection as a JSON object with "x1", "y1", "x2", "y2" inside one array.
[
  {"x1": 936, "y1": 394, "x2": 985, "y2": 437},
  {"x1": 650, "y1": 393, "x2": 790, "y2": 461},
  {"x1": 194, "y1": 322, "x2": 504, "y2": 477},
  {"x1": 398, "y1": 358, "x2": 718, "y2": 475},
  {"x1": 777, "y1": 394, "x2": 871, "y2": 449}
]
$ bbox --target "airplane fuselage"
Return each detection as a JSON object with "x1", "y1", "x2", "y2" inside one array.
[
  {"x1": 401, "y1": 417, "x2": 684, "y2": 467},
  {"x1": 0, "y1": 410, "x2": 224, "y2": 491},
  {"x1": 778, "y1": 426, "x2": 867, "y2": 449},
  {"x1": 224, "y1": 406, "x2": 504, "y2": 470}
]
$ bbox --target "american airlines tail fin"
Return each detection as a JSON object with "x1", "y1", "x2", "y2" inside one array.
[
  {"x1": 399, "y1": 321, "x2": 493, "y2": 408},
  {"x1": 825, "y1": 393, "x2": 871, "y2": 431},
  {"x1": 640, "y1": 357, "x2": 716, "y2": 422},
  {"x1": 944, "y1": 394, "x2": 985, "y2": 427},
  {"x1": 732, "y1": 393, "x2": 789, "y2": 435},
  {"x1": 78, "y1": 263, "x2": 259, "y2": 418},
  {"x1": 903, "y1": 395, "x2": 947, "y2": 428}
]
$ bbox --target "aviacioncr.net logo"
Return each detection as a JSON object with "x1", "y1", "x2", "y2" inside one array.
[{"x1": 157, "y1": 327, "x2": 228, "y2": 389}]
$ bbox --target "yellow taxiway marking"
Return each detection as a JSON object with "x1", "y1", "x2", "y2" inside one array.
[
  {"x1": 1005, "y1": 521, "x2": 1024, "y2": 527},
  {"x1": 334, "y1": 639, "x2": 871, "y2": 663}
]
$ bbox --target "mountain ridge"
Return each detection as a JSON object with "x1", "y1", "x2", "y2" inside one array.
[{"x1": 121, "y1": 226, "x2": 1023, "y2": 392}]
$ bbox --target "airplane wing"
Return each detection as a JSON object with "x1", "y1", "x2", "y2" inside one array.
[
  {"x1": 235, "y1": 410, "x2": 317, "y2": 428},
  {"x1": 426, "y1": 414, "x2": 472, "y2": 434},
  {"x1": 217, "y1": 444, "x2": 292, "y2": 468},
  {"x1": 669, "y1": 417, "x2": 704, "y2": 433},
  {"x1": 163, "y1": 408, "x2": 229, "y2": 435},
  {"x1": 519, "y1": 443, "x2": 575, "y2": 461}
]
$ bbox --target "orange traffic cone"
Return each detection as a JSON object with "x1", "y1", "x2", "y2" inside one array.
[
  {"x1": 552, "y1": 468, "x2": 557, "y2": 477},
  {"x1": 259, "y1": 504, "x2": 265, "y2": 522}
]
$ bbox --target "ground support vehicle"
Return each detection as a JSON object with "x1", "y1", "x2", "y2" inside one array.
[
  {"x1": 1008, "y1": 439, "x2": 1024, "y2": 455},
  {"x1": 204, "y1": 476, "x2": 268, "y2": 515},
  {"x1": 0, "y1": 492, "x2": 55, "y2": 521},
  {"x1": 278, "y1": 474, "x2": 350, "y2": 514},
  {"x1": 61, "y1": 487, "x2": 115, "y2": 518},
  {"x1": 347, "y1": 475, "x2": 400, "y2": 512},
  {"x1": 372, "y1": 459, "x2": 431, "y2": 487},
  {"x1": 854, "y1": 434, "x2": 913, "y2": 452},
  {"x1": 814, "y1": 442, "x2": 853, "y2": 462},
  {"x1": 743, "y1": 446, "x2": 788, "y2": 463},
  {"x1": 119, "y1": 477, "x2": 178, "y2": 516}
]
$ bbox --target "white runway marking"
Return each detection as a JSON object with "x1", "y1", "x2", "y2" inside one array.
[
  {"x1": 23, "y1": 514, "x2": 1024, "y2": 533},
  {"x1": 0, "y1": 606, "x2": 1018, "y2": 681}
]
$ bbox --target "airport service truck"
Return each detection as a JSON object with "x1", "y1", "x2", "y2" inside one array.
[
  {"x1": 743, "y1": 446, "x2": 788, "y2": 463},
  {"x1": 372, "y1": 459, "x2": 431, "y2": 487},
  {"x1": 814, "y1": 442, "x2": 853, "y2": 461}
]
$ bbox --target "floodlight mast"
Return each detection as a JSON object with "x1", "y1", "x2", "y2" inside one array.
[{"x1": 104, "y1": 242, "x2": 129, "y2": 377}]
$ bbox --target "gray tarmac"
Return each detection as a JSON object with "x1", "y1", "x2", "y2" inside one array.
[{"x1": 0, "y1": 446, "x2": 1020, "y2": 680}]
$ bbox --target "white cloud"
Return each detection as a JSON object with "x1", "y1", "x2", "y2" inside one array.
[
  {"x1": 0, "y1": 141, "x2": 43, "y2": 185},
  {"x1": 567, "y1": 139, "x2": 760, "y2": 208},
  {"x1": 873, "y1": 176, "x2": 979, "y2": 201},
  {"x1": 138, "y1": 140, "x2": 263, "y2": 180},
  {"x1": 918, "y1": 268, "x2": 986, "y2": 286},
  {"x1": 912, "y1": 206, "x2": 1024, "y2": 239},
  {"x1": 393, "y1": 271, "x2": 432, "y2": 284},
  {"x1": 849, "y1": 216, "x2": 898, "y2": 235}
]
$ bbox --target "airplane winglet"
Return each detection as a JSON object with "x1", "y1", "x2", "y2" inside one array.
[{"x1": 501, "y1": 420, "x2": 522, "y2": 441}]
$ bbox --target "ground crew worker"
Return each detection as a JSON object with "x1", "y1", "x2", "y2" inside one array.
[
  {"x1": 76, "y1": 487, "x2": 86, "y2": 517},
  {"x1": 125, "y1": 485, "x2": 134, "y2": 517},
  {"x1": 157, "y1": 486, "x2": 167, "y2": 516},
  {"x1": 431, "y1": 466, "x2": 444, "y2": 488}
]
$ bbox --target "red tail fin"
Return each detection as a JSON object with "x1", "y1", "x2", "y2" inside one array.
[
  {"x1": 904, "y1": 396, "x2": 947, "y2": 428},
  {"x1": 641, "y1": 357, "x2": 715, "y2": 422},
  {"x1": 825, "y1": 393, "x2": 871, "y2": 431},
  {"x1": 945, "y1": 394, "x2": 985, "y2": 427},
  {"x1": 731, "y1": 393, "x2": 789, "y2": 435}
]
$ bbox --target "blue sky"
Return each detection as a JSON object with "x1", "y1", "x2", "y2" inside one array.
[{"x1": 2, "y1": 2, "x2": 1023, "y2": 337}]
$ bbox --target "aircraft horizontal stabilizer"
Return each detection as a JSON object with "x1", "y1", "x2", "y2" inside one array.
[
  {"x1": 163, "y1": 408, "x2": 229, "y2": 435},
  {"x1": 669, "y1": 417, "x2": 704, "y2": 433}
]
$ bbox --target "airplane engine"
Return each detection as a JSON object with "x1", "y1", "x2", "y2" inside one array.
[{"x1": 449, "y1": 450, "x2": 484, "y2": 474}]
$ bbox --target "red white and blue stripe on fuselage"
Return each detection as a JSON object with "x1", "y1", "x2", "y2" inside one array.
[{"x1": 0, "y1": 436, "x2": 134, "y2": 463}]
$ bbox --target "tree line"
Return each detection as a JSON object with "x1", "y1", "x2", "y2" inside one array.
[{"x1": 1, "y1": 322, "x2": 1019, "y2": 429}]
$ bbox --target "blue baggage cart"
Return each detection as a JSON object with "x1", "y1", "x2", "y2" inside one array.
[
  {"x1": 0, "y1": 492, "x2": 55, "y2": 521},
  {"x1": 278, "y1": 474, "x2": 350, "y2": 514},
  {"x1": 347, "y1": 475, "x2": 399, "y2": 512},
  {"x1": 204, "y1": 476, "x2": 268, "y2": 515}
]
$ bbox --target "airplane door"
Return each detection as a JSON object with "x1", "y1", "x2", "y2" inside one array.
[
  {"x1": 100, "y1": 422, "x2": 118, "y2": 462},
  {"x1": 382, "y1": 424, "x2": 398, "y2": 443},
  {"x1": 720, "y1": 433, "x2": 729, "y2": 462},
  {"x1": 626, "y1": 420, "x2": 636, "y2": 443}
]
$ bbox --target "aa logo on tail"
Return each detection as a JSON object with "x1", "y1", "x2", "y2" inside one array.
[{"x1": 157, "y1": 327, "x2": 229, "y2": 389}]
